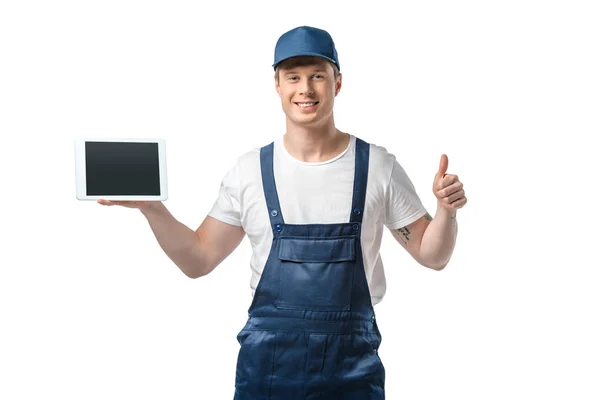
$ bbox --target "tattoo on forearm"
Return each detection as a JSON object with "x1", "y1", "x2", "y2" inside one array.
[{"x1": 395, "y1": 227, "x2": 410, "y2": 244}]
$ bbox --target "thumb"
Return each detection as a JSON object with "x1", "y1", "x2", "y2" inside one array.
[{"x1": 437, "y1": 154, "x2": 448, "y2": 178}]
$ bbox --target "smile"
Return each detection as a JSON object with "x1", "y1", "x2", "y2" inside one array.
[{"x1": 295, "y1": 101, "x2": 319, "y2": 108}]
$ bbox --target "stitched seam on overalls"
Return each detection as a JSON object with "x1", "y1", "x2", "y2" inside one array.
[
  {"x1": 275, "y1": 303, "x2": 351, "y2": 311},
  {"x1": 268, "y1": 337, "x2": 276, "y2": 399}
]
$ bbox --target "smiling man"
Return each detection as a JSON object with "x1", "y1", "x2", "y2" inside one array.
[
  {"x1": 220, "y1": 26, "x2": 468, "y2": 399},
  {"x1": 98, "y1": 25, "x2": 467, "y2": 399}
]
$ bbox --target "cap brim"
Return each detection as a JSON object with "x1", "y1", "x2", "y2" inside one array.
[{"x1": 272, "y1": 52, "x2": 338, "y2": 70}]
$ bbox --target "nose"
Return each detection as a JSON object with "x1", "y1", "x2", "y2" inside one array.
[{"x1": 299, "y1": 78, "x2": 314, "y2": 96}]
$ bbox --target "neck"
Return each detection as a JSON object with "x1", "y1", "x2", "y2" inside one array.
[{"x1": 283, "y1": 118, "x2": 349, "y2": 163}]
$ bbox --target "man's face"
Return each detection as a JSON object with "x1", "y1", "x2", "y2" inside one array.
[{"x1": 275, "y1": 58, "x2": 342, "y2": 128}]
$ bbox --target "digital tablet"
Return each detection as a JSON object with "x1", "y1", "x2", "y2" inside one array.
[{"x1": 74, "y1": 138, "x2": 168, "y2": 201}]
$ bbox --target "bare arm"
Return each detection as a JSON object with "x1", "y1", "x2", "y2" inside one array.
[
  {"x1": 137, "y1": 202, "x2": 245, "y2": 278},
  {"x1": 389, "y1": 205, "x2": 457, "y2": 271},
  {"x1": 389, "y1": 154, "x2": 466, "y2": 270},
  {"x1": 418, "y1": 205, "x2": 457, "y2": 270}
]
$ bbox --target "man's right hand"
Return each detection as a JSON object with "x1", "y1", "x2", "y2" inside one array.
[{"x1": 97, "y1": 199, "x2": 157, "y2": 210}]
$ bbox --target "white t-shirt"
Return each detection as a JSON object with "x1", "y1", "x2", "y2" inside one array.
[{"x1": 208, "y1": 134, "x2": 427, "y2": 305}]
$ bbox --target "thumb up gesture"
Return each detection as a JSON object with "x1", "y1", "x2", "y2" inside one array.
[{"x1": 433, "y1": 154, "x2": 467, "y2": 211}]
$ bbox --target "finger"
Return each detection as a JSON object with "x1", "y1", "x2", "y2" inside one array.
[
  {"x1": 442, "y1": 190, "x2": 465, "y2": 204},
  {"x1": 449, "y1": 197, "x2": 467, "y2": 208},
  {"x1": 436, "y1": 181, "x2": 463, "y2": 198},
  {"x1": 436, "y1": 174, "x2": 459, "y2": 190},
  {"x1": 98, "y1": 199, "x2": 128, "y2": 207},
  {"x1": 436, "y1": 154, "x2": 448, "y2": 178}
]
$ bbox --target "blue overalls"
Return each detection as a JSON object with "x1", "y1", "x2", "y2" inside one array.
[{"x1": 234, "y1": 138, "x2": 385, "y2": 399}]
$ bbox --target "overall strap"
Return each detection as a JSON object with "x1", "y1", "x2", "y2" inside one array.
[
  {"x1": 260, "y1": 138, "x2": 370, "y2": 228},
  {"x1": 349, "y1": 138, "x2": 370, "y2": 224},
  {"x1": 260, "y1": 142, "x2": 285, "y2": 229}
]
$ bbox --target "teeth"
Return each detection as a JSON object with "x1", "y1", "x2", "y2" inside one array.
[{"x1": 298, "y1": 102, "x2": 317, "y2": 108}]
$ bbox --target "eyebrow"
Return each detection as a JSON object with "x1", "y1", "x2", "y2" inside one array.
[{"x1": 283, "y1": 69, "x2": 327, "y2": 75}]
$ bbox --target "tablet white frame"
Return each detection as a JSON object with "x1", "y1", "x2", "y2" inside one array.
[{"x1": 74, "y1": 138, "x2": 168, "y2": 201}]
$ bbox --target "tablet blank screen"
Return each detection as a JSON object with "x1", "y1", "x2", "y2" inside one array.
[{"x1": 85, "y1": 141, "x2": 161, "y2": 196}]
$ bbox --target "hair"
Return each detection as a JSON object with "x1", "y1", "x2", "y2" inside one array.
[{"x1": 274, "y1": 56, "x2": 340, "y2": 83}]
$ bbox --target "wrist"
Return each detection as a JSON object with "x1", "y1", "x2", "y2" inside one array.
[
  {"x1": 436, "y1": 202, "x2": 457, "y2": 219},
  {"x1": 140, "y1": 201, "x2": 168, "y2": 218}
]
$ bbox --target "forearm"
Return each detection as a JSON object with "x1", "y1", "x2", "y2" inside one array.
[
  {"x1": 418, "y1": 203, "x2": 458, "y2": 270},
  {"x1": 140, "y1": 203, "x2": 210, "y2": 278}
]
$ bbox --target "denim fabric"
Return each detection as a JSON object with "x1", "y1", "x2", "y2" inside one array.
[{"x1": 234, "y1": 138, "x2": 385, "y2": 399}]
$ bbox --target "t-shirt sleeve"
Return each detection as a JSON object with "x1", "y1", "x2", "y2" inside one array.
[
  {"x1": 207, "y1": 162, "x2": 242, "y2": 227},
  {"x1": 383, "y1": 158, "x2": 428, "y2": 230}
]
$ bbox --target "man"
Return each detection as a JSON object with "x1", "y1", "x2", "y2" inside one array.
[{"x1": 99, "y1": 25, "x2": 467, "y2": 399}]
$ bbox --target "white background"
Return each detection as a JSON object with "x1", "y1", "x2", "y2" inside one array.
[{"x1": 1, "y1": 0, "x2": 598, "y2": 399}]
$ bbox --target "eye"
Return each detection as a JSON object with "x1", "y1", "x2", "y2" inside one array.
[
  {"x1": 287, "y1": 76, "x2": 299, "y2": 81},
  {"x1": 313, "y1": 74, "x2": 325, "y2": 79}
]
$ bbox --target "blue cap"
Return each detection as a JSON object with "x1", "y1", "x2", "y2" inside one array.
[{"x1": 273, "y1": 26, "x2": 340, "y2": 72}]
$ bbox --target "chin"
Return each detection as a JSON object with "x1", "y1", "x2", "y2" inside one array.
[{"x1": 290, "y1": 115, "x2": 322, "y2": 127}]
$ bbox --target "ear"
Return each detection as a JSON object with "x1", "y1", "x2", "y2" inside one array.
[
  {"x1": 275, "y1": 79, "x2": 281, "y2": 96},
  {"x1": 274, "y1": 73, "x2": 281, "y2": 96},
  {"x1": 334, "y1": 73, "x2": 342, "y2": 96}
]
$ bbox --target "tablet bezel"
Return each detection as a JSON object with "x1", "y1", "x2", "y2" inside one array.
[{"x1": 75, "y1": 138, "x2": 168, "y2": 201}]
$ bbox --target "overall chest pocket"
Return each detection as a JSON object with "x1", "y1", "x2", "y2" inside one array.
[{"x1": 276, "y1": 236, "x2": 356, "y2": 311}]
